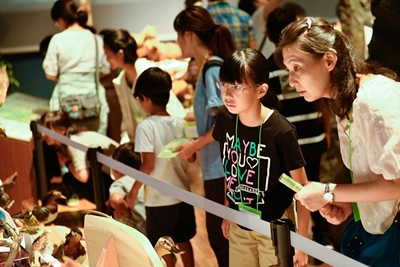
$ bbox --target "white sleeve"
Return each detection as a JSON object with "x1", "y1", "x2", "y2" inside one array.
[
  {"x1": 134, "y1": 121, "x2": 155, "y2": 153},
  {"x1": 96, "y1": 35, "x2": 110, "y2": 74},
  {"x1": 42, "y1": 37, "x2": 59, "y2": 76}
]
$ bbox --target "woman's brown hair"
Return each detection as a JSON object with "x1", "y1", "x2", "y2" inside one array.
[
  {"x1": 173, "y1": 6, "x2": 235, "y2": 60},
  {"x1": 274, "y1": 17, "x2": 398, "y2": 119}
]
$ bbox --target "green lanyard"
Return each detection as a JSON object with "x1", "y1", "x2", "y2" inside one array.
[
  {"x1": 235, "y1": 107, "x2": 264, "y2": 211},
  {"x1": 347, "y1": 109, "x2": 361, "y2": 222}
]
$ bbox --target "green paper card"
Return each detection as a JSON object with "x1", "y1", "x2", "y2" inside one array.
[
  {"x1": 278, "y1": 173, "x2": 304, "y2": 193},
  {"x1": 157, "y1": 138, "x2": 192, "y2": 159}
]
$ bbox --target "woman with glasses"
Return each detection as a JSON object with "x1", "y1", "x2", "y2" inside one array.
[
  {"x1": 275, "y1": 16, "x2": 400, "y2": 266},
  {"x1": 173, "y1": 6, "x2": 235, "y2": 267},
  {"x1": 213, "y1": 48, "x2": 309, "y2": 267}
]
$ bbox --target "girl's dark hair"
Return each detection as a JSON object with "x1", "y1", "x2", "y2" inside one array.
[
  {"x1": 112, "y1": 142, "x2": 141, "y2": 170},
  {"x1": 219, "y1": 48, "x2": 281, "y2": 110},
  {"x1": 41, "y1": 110, "x2": 84, "y2": 137},
  {"x1": 134, "y1": 67, "x2": 171, "y2": 107},
  {"x1": 100, "y1": 28, "x2": 138, "y2": 64},
  {"x1": 274, "y1": 16, "x2": 398, "y2": 119},
  {"x1": 51, "y1": 0, "x2": 96, "y2": 33},
  {"x1": 173, "y1": 6, "x2": 235, "y2": 60}
]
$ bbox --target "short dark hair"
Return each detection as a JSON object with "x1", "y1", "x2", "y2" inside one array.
[
  {"x1": 133, "y1": 67, "x2": 171, "y2": 107},
  {"x1": 283, "y1": 2, "x2": 307, "y2": 18},
  {"x1": 112, "y1": 142, "x2": 141, "y2": 170},
  {"x1": 39, "y1": 35, "x2": 53, "y2": 56},
  {"x1": 267, "y1": 7, "x2": 297, "y2": 45},
  {"x1": 238, "y1": 0, "x2": 256, "y2": 16}
]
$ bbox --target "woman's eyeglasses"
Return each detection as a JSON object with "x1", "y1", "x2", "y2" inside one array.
[{"x1": 216, "y1": 81, "x2": 249, "y2": 93}]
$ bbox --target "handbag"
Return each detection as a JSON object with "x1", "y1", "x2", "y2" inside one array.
[
  {"x1": 60, "y1": 91, "x2": 100, "y2": 120},
  {"x1": 60, "y1": 33, "x2": 101, "y2": 120},
  {"x1": 340, "y1": 207, "x2": 400, "y2": 267}
]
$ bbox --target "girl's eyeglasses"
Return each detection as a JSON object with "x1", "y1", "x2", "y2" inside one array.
[{"x1": 216, "y1": 81, "x2": 248, "y2": 93}]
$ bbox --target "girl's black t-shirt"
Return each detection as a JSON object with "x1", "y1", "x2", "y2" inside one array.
[{"x1": 213, "y1": 106, "x2": 305, "y2": 222}]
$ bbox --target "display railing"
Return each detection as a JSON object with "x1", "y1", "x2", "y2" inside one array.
[{"x1": 30, "y1": 120, "x2": 368, "y2": 267}]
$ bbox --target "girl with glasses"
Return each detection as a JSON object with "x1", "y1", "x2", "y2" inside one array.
[{"x1": 213, "y1": 48, "x2": 309, "y2": 267}]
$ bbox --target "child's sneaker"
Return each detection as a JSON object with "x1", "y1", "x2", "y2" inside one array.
[{"x1": 66, "y1": 193, "x2": 79, "y2": 207}]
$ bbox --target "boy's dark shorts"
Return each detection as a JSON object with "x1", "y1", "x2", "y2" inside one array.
[{"x1": 146, "y1": 201, "x2": 196, "y2": 246}]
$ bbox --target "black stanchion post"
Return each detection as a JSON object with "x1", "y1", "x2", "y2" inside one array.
[
  {"x1": 87, "y1": 147, "x2": 106, "y2": 212},
  {"x1": 271, "y1": 218, "x2": 295, "y2": 267},
  {"x1": 30, "y1": 120, "x2": 48, "y2": 200}
]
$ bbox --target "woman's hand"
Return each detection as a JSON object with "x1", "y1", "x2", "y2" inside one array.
[
  {"x1": 295, "y1": 182, "x2": 329, "y2": 212},
  {"x1": 221, "y1": 219, "x2": 230, "y2": 240},
  {"x1": 319, "y1": 203, "x2": 352, "y2": 225},
  {"x1": 293, "y1": 248, "x2": 308, "y2": 267}
]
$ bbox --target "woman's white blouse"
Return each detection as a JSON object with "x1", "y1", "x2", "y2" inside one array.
[{"x1": 337, "y1": 74, "x2": 400, "y2": 234}]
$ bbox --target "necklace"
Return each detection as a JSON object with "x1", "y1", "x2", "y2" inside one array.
[{"x1": 235, "y1": 105, "x2": 264, "y2": 211}]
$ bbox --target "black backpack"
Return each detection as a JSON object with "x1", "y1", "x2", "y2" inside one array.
[{"x1": 202, "y1": 59, "x2": 223, "y2": 86}]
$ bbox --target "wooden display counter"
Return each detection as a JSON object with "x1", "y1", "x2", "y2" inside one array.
[{"x1": 0, "y1": 136, "x2": 37, "y2": 215}]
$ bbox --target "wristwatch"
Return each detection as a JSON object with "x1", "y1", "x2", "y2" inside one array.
[{"x1": 323, "y1": 183, "x2": 334, "y2": 204}]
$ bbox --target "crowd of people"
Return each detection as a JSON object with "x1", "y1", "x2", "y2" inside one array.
[{"x1": 38, "y1": 0, "x2": 400, "y2": 266}]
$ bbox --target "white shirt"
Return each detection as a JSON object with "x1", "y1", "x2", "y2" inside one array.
[
  {"x1": 43, "y1": 29, "x2": 109, "y2": 76},
  {"x1": 135, "y1": 115, "x2": 190, "y2": 207},
  {"x1": 337, "y1": 74, "x2": 400, "y2": 234}
]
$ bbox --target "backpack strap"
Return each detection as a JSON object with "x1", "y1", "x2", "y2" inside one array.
[{"x1": 202, "y1": 59, "x2": 223, "y2": 87}]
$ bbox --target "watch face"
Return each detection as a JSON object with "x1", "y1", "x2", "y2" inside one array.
[{"x1": 324, "y1": 193, "x2": 333, "y2": 202}]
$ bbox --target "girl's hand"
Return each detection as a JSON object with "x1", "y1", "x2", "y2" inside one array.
[
  {"x1": 174, "y1": 141, "x2": 197, "y2": 160},
  {"x1": 293, "y1": 248, "x2": 308, "y2": 267},
  {"x1": 319, "y1": 203, "x2": 352, "y2": 225},
  {"x1": 221, "y1": 219, "x2": 230, "y2": 240}
]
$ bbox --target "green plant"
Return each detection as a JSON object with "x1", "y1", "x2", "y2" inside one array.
[{"x1": 0, "y1": 52, "x2": 20, "y2": 88}]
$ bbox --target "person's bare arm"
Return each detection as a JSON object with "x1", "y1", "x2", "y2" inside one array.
[
  {"x1": 174, "y1": 125, "x2": 216, "y2": 159},
  {"x1": 289, "y1": 167, "x2": 309, "y2": 267},
  {"x1": 67, "y1": 162, "x2": 90, "y2": 183},
  {"x1": 125, "y1": 152, "x2": 154, "y2": 208},
  {"x1": 296, "y1": 177, "x2": 400, "y2": 212},
  {"x1": 79, "y1": 0, "x2": 93, "y2": 26},
  {"x1": 45, "y1": 74, "x2": 58, "y2": 81}
]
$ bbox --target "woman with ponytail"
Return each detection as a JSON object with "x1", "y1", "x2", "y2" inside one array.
[
  {"x1": 43, "y1": 0, "x2": 110, "y2": 135},
  {"x1": 173, "y1": 6, "x2": 235, "y2": 267}
]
